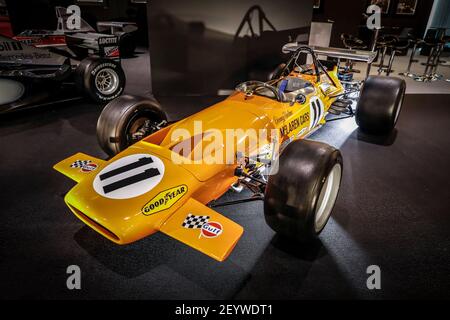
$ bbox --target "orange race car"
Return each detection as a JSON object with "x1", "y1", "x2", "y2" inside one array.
[{"x1": 54, "y1": 45, "x2": 405, "y2": 261}]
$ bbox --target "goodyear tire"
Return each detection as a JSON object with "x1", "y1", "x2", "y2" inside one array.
[
  {"x1": 76, "y1": 57, "x2": 125, "y2": 104},
  {"x1": 356, "y1": 75, "x2": 406, "y2": 134},
  {"x1": 97, "y1": 95, "x2": 167, "y2": 156},
  {"x1": 264, "y1": 140, "x2": 343, "y2": 242}
]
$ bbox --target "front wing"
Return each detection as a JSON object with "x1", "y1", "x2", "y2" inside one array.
[
  {"x1": 54, "y1": 152, "x2": 243, "y2": 261},
  {"x1": 160, "y1": 198, "x2": 244, "y2": 261}
]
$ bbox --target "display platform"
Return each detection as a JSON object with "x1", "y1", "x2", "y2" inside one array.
[{"x1": 1, "y1": 94, "x2": 449, "y2": 299}]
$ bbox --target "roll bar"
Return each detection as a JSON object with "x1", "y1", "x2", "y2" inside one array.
[{"x1": 280, "y1": 45, "x2": 337, "y2": 87}]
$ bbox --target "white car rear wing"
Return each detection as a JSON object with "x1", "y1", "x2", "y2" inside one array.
[{"x1": 282, "y1": 42, "x2": 377, "y2": 78}]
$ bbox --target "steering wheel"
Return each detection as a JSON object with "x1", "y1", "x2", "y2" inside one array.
[{"x1": 238, "y1": 81, "x2": 283, "y2": 102}]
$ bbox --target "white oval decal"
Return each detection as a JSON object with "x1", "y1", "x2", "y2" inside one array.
[
  {"x1": 309, "y1": 96, "x2": 324, "y2": 129},
  {"x1": 93, "y1": 153, "x2": 165, "y2": 199}
]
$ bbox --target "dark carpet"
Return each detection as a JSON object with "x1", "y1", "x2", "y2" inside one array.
[{"x1": 0, "y1": 91, "x2": 449, "y2": 299}]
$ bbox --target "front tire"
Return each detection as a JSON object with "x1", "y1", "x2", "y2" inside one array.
[
  {"x1": 356, "y1": 75, "x2": 405, "y2": 134},
  {"x1": 264, "y1": 140, "x2": 343, "y2": 242},
  {"x1": 97, "y1": 95, "x2": 167, "y2": 156},
  {"x1": 75, "y1": 57, "x2": 126, "y2": 104}
]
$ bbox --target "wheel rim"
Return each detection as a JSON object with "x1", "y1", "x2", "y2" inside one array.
[
  {"x1": 314, "y1": 163, "x2": 342, "y2": 233},
  {"x1": 95, "y1": 68, "x2": 119, "y2": 95},
  {"x1": 394, "y1": 92, "x2": 404, "y2": 124}
]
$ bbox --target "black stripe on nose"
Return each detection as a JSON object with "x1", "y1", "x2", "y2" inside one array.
[
  {"x1": 103, "y1": 168, "x2": 160, "y2": 194},
  {"x1": 100, "y1": 157, "x2": 154, "y2": 181}
]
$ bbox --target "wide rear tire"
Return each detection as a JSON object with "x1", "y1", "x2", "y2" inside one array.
[
  {"x1": 97, "y1": 95, "x2": 167, "y2": 156},
  {"x1": 356, "y1": 75, "x2": 405, "y2": 134},
  {"x1": 264, "y1": 140, "x2": 343, "y2": 242}
]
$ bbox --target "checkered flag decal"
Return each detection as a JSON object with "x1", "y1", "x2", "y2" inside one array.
[
  {"x1": 70, "y1": 160, "x2": 91, "y2": 168},
  {"x1": 182, "y1": 214, "x2": 210, "y2": 229}
]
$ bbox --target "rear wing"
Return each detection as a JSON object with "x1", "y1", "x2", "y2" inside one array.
[
  {"x1": 282, "y1": 42, "x2": 377, "y2": 63},
  {"x1": 66, "y1": 33, "x2": 120, "y2": 60},
  {"x1": 98, "y1": 35, "x2": 120, "y2": 59},
  {"x1": 282, "y1": 42, "x2": 377, "y2": 79},
  {"x1": 96, "y1": 21, "x2": 138, "y2": 34}
]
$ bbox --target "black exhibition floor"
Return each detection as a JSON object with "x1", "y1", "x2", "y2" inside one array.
[{"x1": 0, "y1": 94, "x2": 449, "y2": 299}]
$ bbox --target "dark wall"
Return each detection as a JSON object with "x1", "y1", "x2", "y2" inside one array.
[
  {"x1": 5, "y1": 0, "x2": 148, "y2": 45},
  {"x1": 377, "y1": 0, "x2": 435, "y2": 37},
  {"x1": 147, "y1": 0, "x2": 314, "y2": 96},
  {"x1": 0, "y1": 0, "x2": 13, "y2": 37},
  {"x1": 313, "y1": 0, "x2": 366, "y2": 47},
  {"x1": 313, "y1": 0, "x2": 435, "y2": 47}
]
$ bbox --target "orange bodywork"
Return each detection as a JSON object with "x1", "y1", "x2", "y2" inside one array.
[{"x1": 54, "y1": 65, "x2": 344, "y2": 261}]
